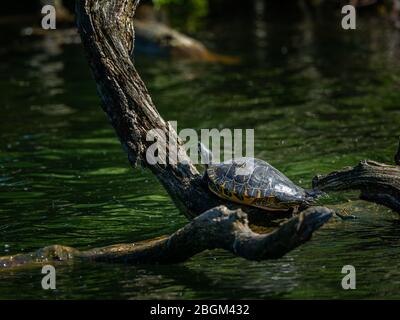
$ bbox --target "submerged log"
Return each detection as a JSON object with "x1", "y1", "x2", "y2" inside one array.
[
  {"x1": 41, "y1": 0, "x2": 74, "y2": 23},
  {"x1": 313, "y1": 141, "x2": 400, "y2": 213},
  {"x1": 392, "y1": 0, "x2": 400, "y2": 29},
  {"x1": 134, "y1": 5, "x2": 239, "y2": 63},
  {"x1": 20, "y1": 3, "x2": 238, "y2": 63}
]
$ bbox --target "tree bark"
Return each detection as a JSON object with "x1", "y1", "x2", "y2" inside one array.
[
  {"x1": 75, "y1": 0, "x2": 222, "y2": 219},
  {"x1": 0, "y1": 206, "x2": 333, "y2": 269},
  {"x1": 313, "y1": 142, "x2": 400, "y2": 213}
]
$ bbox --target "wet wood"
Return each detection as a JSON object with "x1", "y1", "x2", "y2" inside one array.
[
  {"x1": 76, "y1": 0, "x2": 222, "y2": 219},
  {"x1": 0, "y1": 206, "x2": 333, "y2": 269},
  {"x1": 20, "y1": 3, "x2": 237, "y2": 63},
  {"x1": 313, "y1": 141, "x2": 400, "y2": 213},
  {"x1": 134, "y1": 5, "x2": 239, "y2": 64}
]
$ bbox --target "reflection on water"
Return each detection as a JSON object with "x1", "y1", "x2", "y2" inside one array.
[{"x1": 0, "y1": 11, "x2": 400, "y2": 299}]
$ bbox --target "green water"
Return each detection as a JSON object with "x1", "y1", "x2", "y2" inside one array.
[{"x1": 1, "y1": 12, "x2": 400, "y2": 299}]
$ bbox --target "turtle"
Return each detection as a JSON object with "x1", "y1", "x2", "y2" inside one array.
[{"x1": 198, "y1": 143, "x2": 323, "y2": 212}]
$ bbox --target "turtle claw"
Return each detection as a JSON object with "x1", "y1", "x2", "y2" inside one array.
[{"x1": 335, "y1": 210, "x2": 358, "y2": 221}]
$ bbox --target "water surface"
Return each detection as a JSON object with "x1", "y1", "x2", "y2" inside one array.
[{"x1": 0, "y1": 12, "x2": 400, "y2": 299}]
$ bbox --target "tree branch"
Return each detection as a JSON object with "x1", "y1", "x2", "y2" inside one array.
[
  {"x1": 313, "y1": 160, "x2": 400, "y2": 213},
  {"x1": 0, "y1": 206, "x2": 333, "y2": 269},
  {"x1": 75, "y1": 0, "x2": 221, "y2": 219}
]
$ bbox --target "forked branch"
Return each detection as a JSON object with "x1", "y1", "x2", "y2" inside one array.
[{"x1": 0, "y1": 206, "x2": 332, "y2": 269}]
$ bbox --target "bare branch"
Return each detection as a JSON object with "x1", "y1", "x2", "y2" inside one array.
[
  {"x1": 0, "y1": 206, "x2": 332, "y2": 269},
  {"x1": 313, "y1": 160, "x2": 400, "y2": 213}
]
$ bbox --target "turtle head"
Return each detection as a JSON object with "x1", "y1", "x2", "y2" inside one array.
[{"x1": 198, "y1": 142, "x2": 213, "y2": 168}]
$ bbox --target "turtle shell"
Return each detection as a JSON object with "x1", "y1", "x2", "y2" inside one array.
[{"x1": 206, "y1": 157, "x2": 308, "y2": 211}]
